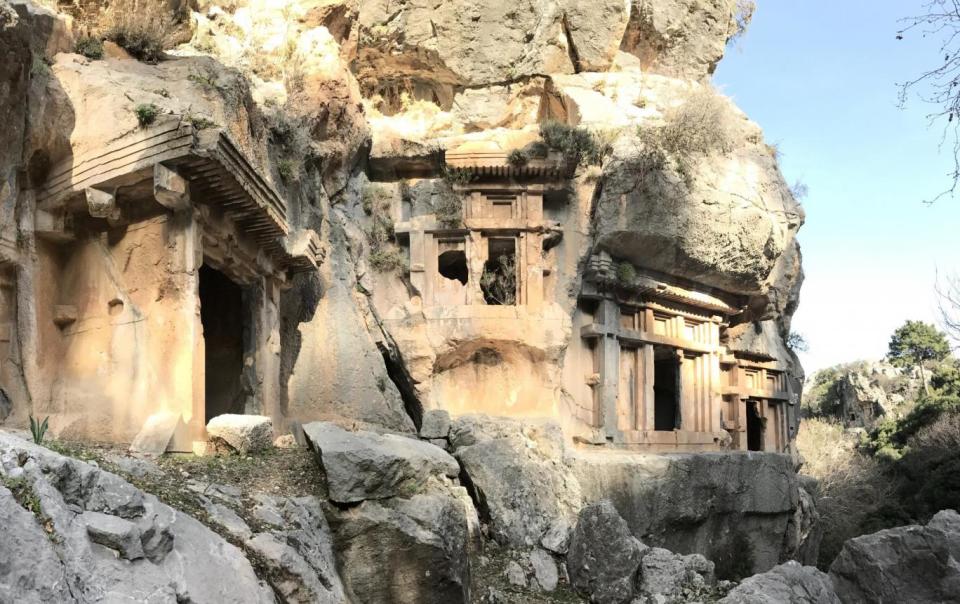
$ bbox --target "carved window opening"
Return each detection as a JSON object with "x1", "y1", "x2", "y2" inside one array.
[
  {"x1": 746, "y1": 399, "x2": 764, "y2": 451},
  {"x1": 437, "y1": 238, "x2": 468, "y2": 286},
  {"x1": 199, "y1": 263, "x2": 249, "y2": 422},
  {"x1": 653, "y1": 346, "x2": 680, "y2": 431},
  {"x1": 481, "y1": 238, "x2": 517, "y2": 305}
]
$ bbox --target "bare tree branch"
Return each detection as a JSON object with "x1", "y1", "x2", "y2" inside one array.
[
  {"x1": 936, "y1": 269, "x2": 960, "y2": 344},
  {"x1": 898, "y1": 0, "x2": 960, "y2": 201}
]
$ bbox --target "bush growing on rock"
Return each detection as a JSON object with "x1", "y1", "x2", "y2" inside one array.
[
  {"x1": 101, "y1": 0, "x2": 185, "y2": 63},
  {"x1": 539, "y1": 121, "x2": 607, "y2": 167},
  {"x1": 134, "y1": 103, "x2": 159, "y2": 127},
  {"x1": 74, "y1": 35, "x2": 104, "y2": 60}
]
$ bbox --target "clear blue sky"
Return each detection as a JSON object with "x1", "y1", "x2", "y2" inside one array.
[{"x1": 714, "y1": 1, "x2": 960, "y2": 373}]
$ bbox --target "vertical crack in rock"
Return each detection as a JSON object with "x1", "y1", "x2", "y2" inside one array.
[
  {"x1": 561, "y1": 12, "x2": 583, "y2": 74},
  {"x1": 376, "y1": 340, "x2": 423, "y2": 430}
]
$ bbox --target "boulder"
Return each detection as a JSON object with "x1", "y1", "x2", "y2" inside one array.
[
  {"x1": 303, "y1": 421, "x2": 460, "y2": 503},
  {"x1": 829, "y1": 509, "x2": 960, "y2": 604},
  {"x1": 206, "y1": 414, "x2": 274, "y2": 454},
  {"x1": 638, "y1": 547, "x2": 715, "y2": 599},
  {"x1": 719, "y1": 561, "x2": 839, "y2": 604},
  {"x1": 540, "y1": 517, "x2": 573, "y2": 554},
  {"x1": 328, "y1": 489, "x2": 478, "y2": 604},
  {"x1": 451, "y1": 417, "x2": 582, "y2": 547},
  {"x1": 566, "y1": 500, "x2": 646, "y2": 604}
]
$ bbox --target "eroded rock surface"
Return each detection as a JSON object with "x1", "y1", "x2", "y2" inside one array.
[
  {"x1": 0, "y1": 432, "x2": 275, "y2": 603},
  {"x1": 720, "y1": 561, "x2": 839, "y2": 604},
  {"x1": 567, "y1": 500, "x2": 646, "y2": 604}
]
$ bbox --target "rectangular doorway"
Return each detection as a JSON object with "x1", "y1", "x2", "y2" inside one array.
[
  {"x1": 199, "y1": 264, "x2": 248, "y2": 422},
  {"x1": 481, "y1": 238, "x2": 517, "y2": 305},
  {"x1": 746, "y1": 400, "x2": 764, "y2": 451},
  {"x1": 653, "y1": 346, "x2": 679, "y2": 431}
]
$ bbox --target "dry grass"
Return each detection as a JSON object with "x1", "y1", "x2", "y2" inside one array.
[
  {"x1": 100, "y1": 0, "x2": 186, "y2": 63},
  {"x1": 797, "y1": 418, "x2": 894, "y2": 569}
]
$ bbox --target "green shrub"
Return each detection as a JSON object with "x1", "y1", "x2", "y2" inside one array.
[
  {"x1": 134, "y1": 103, "x2": 160, "y2": 127},
  {"x1": 369, "y1": 248, "x2": 405, "y2": 273},
  {"x1": 507, "y1": 149, "x2": 528, "y2": 167},
  {"x1": 615, "y1": 261, "x2": 636, "y2": 286},
  {"x1": 75, "y1": 36, "x2": 104, "y2": 60},
  {"x1": 434, "y1": 185, "x2": 463, "y2": 228},
  {"x1": 539, "y1": 121, "x2": 607, "y2": 167},
  {"x1": 362, "y1": 184, "x2": 391, "y2": 215}
]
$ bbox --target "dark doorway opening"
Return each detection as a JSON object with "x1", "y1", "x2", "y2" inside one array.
[
  {"x1": 438, "y1": 250, "x2": 468, "y2": 284},
  {"x1": 481, "y1": 238, "x2": 517, "y2": 305},
  {"x1": 746, "y1": 400, "x2": 764, "y2": 451},
  {"x1": 199, "y1": 264, "x2": 247, "y2": 422},
  {"x1": 653, "y1": 347, "x2": 679, "y2": 431}
]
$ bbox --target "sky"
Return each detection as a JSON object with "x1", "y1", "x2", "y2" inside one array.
[{"x1": 713, "y1": 1, "x2": 960, "y2": 373}]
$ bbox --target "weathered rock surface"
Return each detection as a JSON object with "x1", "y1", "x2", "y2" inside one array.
[
  {"x1": 572, "y1": 450, "x2": 802, "y2": 578},
  {"x1": 303, "y1": 421, "x2": 460, "y2": 503},
  {"x1": 638, "y1": 547, "x2": 715, "y2": 600},
  {"x1": 0, "y1": 431, "x2": 275, "y2": 603},
  {"x1": 451, "y1": 416, "x2": 582, "y2": 547},
  {"x1": 829, "y1": 509, "x2": 960, "y2": 604},
  {"x1": 206, "y1": 413, "x2": 274, "y2": 454},
  {"x1": 567, "y1": 500, "x2": 646, "y2": 604},
  {"x1": 327, "y1": 487, "x2": 479, "y2": 604},
  {"x1": 719, "y1": 561, "x2": 839, "y2": 604}
]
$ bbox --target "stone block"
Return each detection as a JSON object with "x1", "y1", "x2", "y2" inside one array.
[{"x1": 206, "y1": 414, "x2": 273, "y2": 455}]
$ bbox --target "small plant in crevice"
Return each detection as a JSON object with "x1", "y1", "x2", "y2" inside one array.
[
  {"x1": 29, "y1": 414, "x2": 49, "y2": 444},
  {"x1": 135, "y1": 103, "x2": 160, "y2": 127},
  {"x1": 30, "y1": 54, "x2": 51, "y2": 78},
  {"x1": 186, "y1": 114, "x2": 217, "y2": 130},
  {"x1": 277, "y1": 158, "x2": 297, "y2": 183},
  {"x1": 361, "y1": 183, "x2": 391, "y2": 215},
  {"x1": 75, "y1": 35, "x2": 104, "y2": 60},
  {"x1": 365, "y1": 188, "x2": 406, "y2": 274},
  {"x1": 615, "y1": 261, "x2": 637, "y2": 287}
]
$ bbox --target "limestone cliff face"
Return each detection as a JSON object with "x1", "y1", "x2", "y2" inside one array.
[{"x1": 0, "y1": 0, "x2": 802, "y2": 449}]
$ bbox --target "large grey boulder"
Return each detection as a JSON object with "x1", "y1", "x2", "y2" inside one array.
[
  {"x1": 206, "y1": 413, "x2": 274, "y2": 454},
  {"x1": 572, "y1": 450, "x2": 800, "y2": 578},
  {"x1": 328, "y1": 488, "x2": 478, "y2": 604},
  {"x1": 567, "y1": 500, "x2": 646, "y2": 604},
  {"x1": 720, "y1": 561, "x2": 839, "y2": 604},
  {"x1": 0, "y1": 431, "x2": 275, "y2": 603},
  {"x1": 829, "y1": 509, "x2": 960, "y2": 604},
  {"x1": 451, "y1": 415, "x2": 582, "y2": 548},
  {"x1": 303, "y1": 421, "x2": 460, "y2": 503}
]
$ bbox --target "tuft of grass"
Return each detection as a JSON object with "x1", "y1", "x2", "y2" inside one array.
[
  {"x1": 75, "y1": 36, "x2": 104, "y2": 60},
  {"x1": 29, "y1": 415, "x2": 49, "y2": 444},
  {"x1": 187, "y1": 114, "x2": 217, "y2": 130},
  {"x1": 135, "y1": 103, "x2": 160, "y2": 127},
  {"x1": 369, "y1": 248, "x2": 406, "y2": 273},
  {"x1": 30, "y1": 54, "x2": 50, "y2": 78}
]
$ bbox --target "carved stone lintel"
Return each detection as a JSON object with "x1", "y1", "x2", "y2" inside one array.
[
  {"x1": 154, "y1": 164, "x2": 190, "y2": 211},
  {"x1": 34, "y1": 209, "x2": 75, "y2": 242}
]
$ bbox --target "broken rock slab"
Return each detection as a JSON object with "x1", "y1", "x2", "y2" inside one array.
[
  {"x1": 420, "y1": 409, "x2": 451, "y2": 439},
  {"x1": 82, "y1": 511, "x2": 144, "y2": 561},
  {"x1": 206, "y1": 414, "x2": 273, "y2": 454},
  {"x1": 303, "y1": 421, "x2": 460, "y2": 504},
  {"x1": 129, "y1": 412, "x2": 182, "y2": 454},
  {"x1": 638, "y1": 547, "x2": 715, "y2": 600}
]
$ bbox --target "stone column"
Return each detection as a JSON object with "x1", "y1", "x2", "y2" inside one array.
[{"x1": 596, "y1": 298, "x2": 621, "y2": 440}]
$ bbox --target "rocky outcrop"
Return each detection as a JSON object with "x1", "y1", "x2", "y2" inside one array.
[
  {"x1": 829, "y1": 510, "x2": 960, "y2": 604},
  {"x1": 719, "y1": 561, "x2": 839, "y2": 604},
  {"x1": 0, "y1": 432, "x2": 276, "y2": 603}
]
